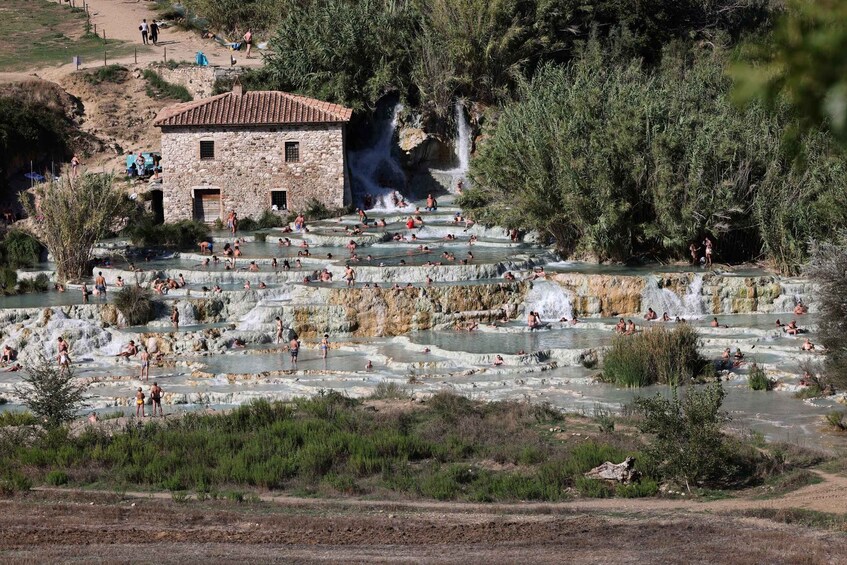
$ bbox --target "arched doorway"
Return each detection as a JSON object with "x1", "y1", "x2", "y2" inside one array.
[{"x1": 150, "y1": 190, "x2": 164, "y2": 224}]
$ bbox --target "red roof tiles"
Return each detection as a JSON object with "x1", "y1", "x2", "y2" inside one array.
[{"x1": 154, "y1": 91, "x2": 353, "y2": 128}]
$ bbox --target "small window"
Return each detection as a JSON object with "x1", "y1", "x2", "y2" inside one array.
[
  {"x1": 271, "y1": 190, "x2": 288, "y2": 210},
  {"x1": 285, "y1": 142, "x2": 299, "y2": 163},
  {"x1": 200, "y1": 140, "x2": 215, "y2": 160}
]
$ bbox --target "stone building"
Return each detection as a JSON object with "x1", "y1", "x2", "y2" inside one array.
[{"x1": 153, "y1": 83, "x2": 352, "y2": 223}]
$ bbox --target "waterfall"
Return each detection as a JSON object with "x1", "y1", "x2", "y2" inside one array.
[
  {"x1": 454, "y1": 102, "x2": 471, "y2": 176},
  {"x1": 429, "y1": 101, "x2": 473, "y2": 194},
  {"x1": 641, "y1": 275, "x2": 705, "y2": 319},
  {"x1": 523, "y1": 280, "x2": 573, "y2": 322},
  {"x1": 348, "y1": 103, "x2": 410, "y2": 211},
  {"x1": 683, "y1": 274, "x2": 706, "y2": 317}
]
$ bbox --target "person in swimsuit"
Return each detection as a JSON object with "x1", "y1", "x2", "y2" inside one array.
[
  {"x1": 289, "y1": 337, "x2": 300, "y2": 366},
  {"x1": 116, "y1": 340, "x2": 137, "y2": 358},
  {"x1": 243, "y1": 29, "x2": 253, "y2": 59},
  {"x1": 320, "y1": 333, "x2": 329, "y2": 359},
  {"x1": 493, "y1": 355, "x2": 504, "y2": 366},
  {"x1": 135, "y1": 387, "x2": 146, "y2": 418},
  {"x1": 57, "y1": 337, "x2": 70, "y2": 373},
  {"x1": 644, "y1": 308, "x2": 658, "y2": 321},
  {"x1": 802, "y1": 338, "x2": 815, "y2": 351},
  {"x1": 275, "y1": 317, "x2": 284, "y2": 344},
  {"x1": 703, "y1": 237, "x2": 713, "y2": 268},
  {"x1": 344, "y1": 266, "x2": 355, "y2": 287},
  {"x1": 150, "y1": 382, "x2": 163, "y2": 417},
  {"x1": 171, "y1": 306, "x2": 179, "y2": 330},
  {"x1": 81, "y1": 282, "x2": 90, "y2": 303},
  {"x1": 140, "y1": 347, "x2": 150, "y2": 381},
  {"x1": 794, "y1": 301, "x2": 808, "y2": 315},
  {"x1": 95, "y1": 271, "x2": 107, "y2": 297},
  {"x1": 1, "y1": 345, "x2": 16, "y2": 364}
]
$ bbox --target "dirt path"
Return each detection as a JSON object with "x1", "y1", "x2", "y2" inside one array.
[
  {"x1": 35, "y1": 0, "x2": 263, "y2": 82},
  {"x1": 30, "y1": 470, "x2": 847, "y2": 516},
  {"x1": 3, "y1": 487, "x2": 847, "y2": 564}
]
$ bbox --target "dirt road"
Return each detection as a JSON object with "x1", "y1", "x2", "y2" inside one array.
[
  {"x1": 3, "y1": 471, "x2": 846, "y2": 564},
  {"x1": 1, "y1": 489, "x2": 846, "y2": 564},
  {"x1": 36, "y1": 0, "x2": 263, "y2": 82}
]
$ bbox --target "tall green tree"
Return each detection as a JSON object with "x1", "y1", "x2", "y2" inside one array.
[
  {"x1": 463, "y1": 43, "x2": 847, "y2": 270},
  {"x1": 264, "y1": 0, "x2": 418, "y2": 111},
  {"x1": 22, "y1": 174, "x2": 132, "y2": 282}
]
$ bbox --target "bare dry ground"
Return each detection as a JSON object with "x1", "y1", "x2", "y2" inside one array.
[{"x1": 2, "y1": 483, "x2": 847, "y2": 564}]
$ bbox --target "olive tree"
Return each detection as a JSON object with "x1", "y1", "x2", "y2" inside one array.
[{"x1": 22, "y1": 173, "x2": 132, "y2": 282}]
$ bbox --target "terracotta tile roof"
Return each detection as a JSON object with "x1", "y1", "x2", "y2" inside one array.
[{"x1": 154, "y1": 91, "x2": 353, "y2": 127}]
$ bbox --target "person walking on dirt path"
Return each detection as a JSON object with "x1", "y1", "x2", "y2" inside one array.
[
  {"x1": 150, "y1": 20, "x2": 159, "y2": 46},
  {"x1": 135, "y1": 387, "x2": 146, "y2": 418},
  {"x1": 150, "y1": 382, "x2": 163, "y2": 417},
  {"x1": 140, "y1": 19, "x2": 149, "y2": 45},
  {"x1": 244, "y1": 29, "x2": 253, "y2": 59}
]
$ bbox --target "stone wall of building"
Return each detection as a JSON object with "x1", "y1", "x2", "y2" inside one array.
[
  {"x1": 154, "y1": 65, "x2": 245, "y2": 100},
  {"x1": 159, "y1": 124, "x2": 350, "y2": 222}
]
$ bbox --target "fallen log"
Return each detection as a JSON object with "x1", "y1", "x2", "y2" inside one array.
[{"x1": 584, "y1": 456, "x2": 639, "y2": 483}]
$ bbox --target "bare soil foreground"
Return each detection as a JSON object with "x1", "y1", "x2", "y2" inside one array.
[{"x1": 2, "y1": 489, "x2": 847, "y2": 564}]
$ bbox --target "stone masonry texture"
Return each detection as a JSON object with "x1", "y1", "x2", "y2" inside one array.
[{"x1": 159, "y1": 124, "x2": 350, "y2": 222}]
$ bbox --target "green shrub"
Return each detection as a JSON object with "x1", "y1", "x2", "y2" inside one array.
[
  {"x1": 13, "y1": 355, "x2": 88, "y2": 428},
  {"x1": 369, "y1": 382, "x2": 408, "y2": 400},
  {"x1": 0, "y1": 471, "x2": 32, "y2": 495},
  {"x1": 257, "y1": 209, "x2": 285, "y2": 229},
  {"x1": 1, "y1": 229, "x2": 43, "y2": 267},
  {"x1": 0, "y1": 268, "x2": 17, "y2": 295},
  {"x1": 126, "y1": 219, "x2": 209, "y2": 249},
  {"x1": 237, "y1": 217, "x2": 259, "y2": 231},
  {"x1": 825, "y1": 411, "x2": 847, "y2": 432},
  {"x1": 45, "y1": 470, "x2": 69, "y2": 486},
  {"x1": 114, "y1": 286, "x2": 156, "y2": 326},
  {"x1": 635, "y1": 384, "x2": 735, "y2": 490},
  {"x1": 601, "y1": 325, "x2": 707, "y2": 387},
  {"x1": 17, "y1": 274, "x2": 50, "y2": 294},
  {"x1": 575, "y1": 477, "x2": 615, "y2": 498},
  {"x1": 84, "y1": 64, "x2": 128, "y2": 85},
  {"x1": 616, "y1": 478, "x2": 659, "y2": 498},
  {"x1": 141, "y1": 70, "x2": 192, "y2": 102},
  {"x1": 0, "y1": 411, "x2": 38, "y2": 426},
  {"x1": 748, "y1": 364, "x2": 774, "y2": 391}
]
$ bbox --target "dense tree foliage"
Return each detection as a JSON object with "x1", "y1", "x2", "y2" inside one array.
[
  {"x1": 807, "y1": 235, "x2": 847, "y2": 389},
  {"x1": 22, "y1": 174, "x2": 132, "y2": 282},
  {"x1": 460, "y1": 44, "x2": 847, "y2": 271},
  {"x1": 263, "y1": 0, "x2": 419, "y2": 112},
  {"x1": 0, "y1": 97, "x2": 70, "y2": 190},
  {"x1": 249, "y1": 0, "x2": 780, "y2": 115},
  {"x1": 732, "y1": 0, "x2": 847, "y2": 145}
]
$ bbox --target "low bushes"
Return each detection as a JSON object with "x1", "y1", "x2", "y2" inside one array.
[
  {"x1": 83, "y1": 64, "x2": 128, "y2": 85},
  {"x1": 0, "y1": 393, "x2": 647, "y2": 501},
  {"x1": 142, "y1": 70, "x2": 193, "y2": 102},
  {"x1": 748, "y1": 364, "x2": 775, "y2": 391},
  {"x1": 1, "y1": 229, "x2": 44, "y2": 268},
  {"x1": 125, "y1": 219, "x2": 209, "y2": 249},
  {"x1": 114, "y1": 286, "x2": 156, "y2": 326},
  {"x1": 601, "y1": 325, "x2": 708, "y2": 387}
]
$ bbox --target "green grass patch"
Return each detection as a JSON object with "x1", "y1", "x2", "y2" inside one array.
[
  {"x1": 0, "y1": 0, "x2": 139, "y2": 71},
  {"x1": 142, "y1": 70, "x2": 193, "y2": 102},
  {"x1": 0, "y1": 411, "x2": 39, "y2": 427},
  {"x1": 0, "y1": 393, "x2": 656, "y2": 502},
  {"x1": 754, "y1": 469, "x2": 822, "y2": 498},
  {"x1": 83, "y1": 64, "x2": 128, "y2": 85},
  {"x1": 600, "y1": 325, "x2": 710, "y2": 387}
]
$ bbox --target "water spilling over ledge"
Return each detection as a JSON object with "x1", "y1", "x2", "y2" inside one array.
[{"x1": 0, "y1": 196, "x2": 840, "y2": 448}]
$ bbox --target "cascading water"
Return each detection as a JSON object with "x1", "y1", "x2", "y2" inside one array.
[
  {"x1": 453, "y1": 102, "x2": 471, "y2": 178},
  {"x1": 641, "y1": 274, "x2": 706, "y2": 318},
  {"x1": 429, "y1": 101, "x2": 472, "y2": 194},
  {"x1": 523, "y1": 280, "x2": 573, "y2": 322},
  {"x1": 348, "y1": 103, "x2": 409, "y2": 211}
]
